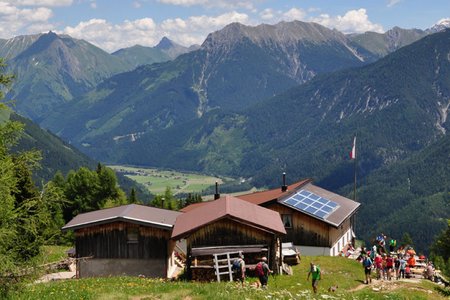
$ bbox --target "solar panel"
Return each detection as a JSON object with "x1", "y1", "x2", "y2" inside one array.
[{"x1": 282, "y1": 189, "x2": 340, "y2": 220}]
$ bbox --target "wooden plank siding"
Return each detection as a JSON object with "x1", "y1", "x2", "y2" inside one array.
[
  {"x1": 185, "y1": 218, "x2": 280, "y2": 278},
  {"x1": 264, "y1": 203, "x2": 340, "y2": 247},
  {"x1": 75, "y1": 222, "x2": 169, "y2": 259}
]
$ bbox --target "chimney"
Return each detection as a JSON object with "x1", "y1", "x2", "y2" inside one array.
[
  {"x1": 214, "y1": 181, "x2": 220, "y2": 200},
  {"x1": 281, "y1": 172, "x2": 288, "y2": 192}
]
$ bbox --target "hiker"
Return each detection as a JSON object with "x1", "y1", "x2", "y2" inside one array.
[
  {"x1": 307, "y1": 262, "x2": 321, "y2": 293},
  {"x1": 232, "y1": 253, "x2": 246, "y2": 286},
  {"x1": 370, "y1": 245, "x2": 377, "y2": 260},
  {"x1": 255, "y1": 257, "x2": 272, "y2": 289},
  {"x1": 377, "y1": 233, "x2": 386, "y2": 252},
  {"x1": 362, "y1": 255, "x2": 373, "y2": 284},
  {"x1": 374, "y1": 254, "x2": 383, "y2": 280},
  {"x1": 407, "y1": 255, "x2": 416, "y2": 268},
  {"x1": 381, "y1": 254, "x2": 387, "y2": 280},
  {"x1": 425, "y1": 262, "x2": 434, "y2": 281},
  {"x1": 398, "y1": 255, "x2": 407, "y2": 279},
  {"x1": 389, "y1": 239, "x2": 396, "y2": 253},
  {"x1": 385, "y1": 254, "x2": 394, "y2": 280},
  {"x1": 405, "y1": 265, "x2": 412, "y2": 278},
  {"x1": 394, "y1": 256, "x2": 400, "y2": 279}
]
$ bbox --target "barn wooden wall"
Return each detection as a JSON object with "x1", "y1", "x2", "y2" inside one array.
[
  {"x1": 187, "y1": 218, "x2": 273, "y2": 248},
  {"x1": 185, "y1": 218, "x2": 280, "y2": 277},
  {"x1": 265, "y1": 203, "x2": 331, "y2": 247},
  {"x1": 75, "y1": 222, "x2": 170, "y2": 259}
]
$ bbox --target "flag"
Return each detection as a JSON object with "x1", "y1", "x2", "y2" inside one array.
[{"x1": 350, "y1": 136, "x2": 356, "y2": 159}]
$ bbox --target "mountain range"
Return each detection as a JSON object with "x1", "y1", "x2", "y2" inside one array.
[
  {"x1": 2, "y1": 19, "x2": 450, "y2": 252},
  {"x1": 41, "y1": 21, "x2": 380, "y2": 151},
  {"x1": 1, "y1": 32, "x2": 195, "y2": 121}
]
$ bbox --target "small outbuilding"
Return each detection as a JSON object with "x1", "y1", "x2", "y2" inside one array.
[
  {"x1": 62, "y1": 204, "x2": 182, "y2": 278},
  {"x1": 171, "y1": 195, "x2": 286, "y2": 280}
]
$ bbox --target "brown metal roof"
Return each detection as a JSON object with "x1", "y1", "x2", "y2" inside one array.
[
  {"x1": 237, "y1": 178, "x2": 359, "y2": 228},
  {"x1": 179, "y1": 179, "x2": 311, "y2": 212},
  {"x1": 171, "y1": 195, "x2": 286, "y2": 240},
  {"x1": 237, "y1": 179, "x2": 311, "y2": 205},
  {"x1": 62, "y1": 204, "x2": 182, "y2": 231},
  {"x1": 179, "y1": 201, "x2": 208, "y2": 212}
]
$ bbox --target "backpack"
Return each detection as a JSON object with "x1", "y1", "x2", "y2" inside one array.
[
  {"x1": 254, "y1": 262, "x2": 264, "y2": 276},
  {"x1": 232, "y1": 258, "x2": 241, "y2": 271},
  {"x1": 363, "y1": 257, "x2": 372, "y2": 268}
]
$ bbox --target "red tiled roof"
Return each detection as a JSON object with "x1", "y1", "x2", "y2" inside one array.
[
  {"x1": 237, "y1": 179, "x2": 311, "y2": 205},
  {"x1": 62, "y1": 204, "x2": 182, "y2": 231},
  {"x1": 171, "y1": 195, "x2": 286, "y2": 240}
]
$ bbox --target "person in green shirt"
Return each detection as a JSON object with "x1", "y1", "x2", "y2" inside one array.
[{"x1": 307, "y1": 262, "x2": 321, "y2": 293}]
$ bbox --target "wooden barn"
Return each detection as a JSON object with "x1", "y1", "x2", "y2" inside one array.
[
  {"x1": 237, "y1": 177, "x2": 360, "y2": 256},
  {"x1": 172, "y1": 195, "x2": 286, "y2": 281},
  {"x1": 62, "y1": 204, "x2": 182, "y2": 278}
]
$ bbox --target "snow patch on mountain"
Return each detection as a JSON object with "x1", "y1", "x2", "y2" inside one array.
[{"x1": 427, "y1": 18, "x2": 450, "y2": 33}]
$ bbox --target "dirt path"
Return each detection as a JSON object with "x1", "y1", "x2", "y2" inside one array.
[{"x1": 349, "y1": 277, "x2": 422, "y2": 293}]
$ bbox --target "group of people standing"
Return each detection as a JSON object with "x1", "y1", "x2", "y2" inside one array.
[{"x1": 358, "y1": 233, "x2": 432, "y2": 284}]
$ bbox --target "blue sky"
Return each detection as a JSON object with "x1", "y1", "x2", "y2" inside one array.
[{"x1": 0, "y1": 0, "x2": 449, "y2": 52}]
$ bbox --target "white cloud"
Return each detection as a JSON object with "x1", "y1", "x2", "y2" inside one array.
[
  {"x1": 5, "y1": 0, "x2": 72, "y2": 6},
  {"x1": 0, "y1": 1, "x2": 53, "y2": 37},
  {"x1": 312, "y1": 8, "x2": 384, "y2": 33},
  {"x1": 60, "y1": 11, "x2": 250, "y2": 52},
  {"x1": 158, "y1": 0, "x2": 254, "y2": 10},
  {"x1": 90, "y1": 1, "x2": 96, "y2": 9},
  {"x1": 387, "y1": 0, "x2": 401, "y2": 8},
  {"x1": 260, "y1": 8, "x2": 275, "y2": 21},
  {"x1": 283, "y1": 8, "x2": 306, "y2": 21},
  {"x1": 158, "y1": 0, "x2": 208, "y2": 6},
  {"x1": 61, "y1": 18, "x2": 159, "y2": 52}
]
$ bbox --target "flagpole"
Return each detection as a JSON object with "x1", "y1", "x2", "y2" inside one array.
[
  {"x1": 353, "y1": 134, "x2": 357, "y2": 202},
  {"x1": 354, "y1": 146, "x2": 357, "y2": 202}
]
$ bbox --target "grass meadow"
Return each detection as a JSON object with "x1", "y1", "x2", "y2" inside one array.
[
  {"x1": 109, "y1": 165, "x2": 224, "y2": 195},
  {"x1": 11, "y1": 255, "x2": 448, "y2": 300}
]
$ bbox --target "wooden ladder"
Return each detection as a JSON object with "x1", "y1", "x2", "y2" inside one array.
[{"x1": 213, "y1": 251, "x2": 242, "y2": 282}]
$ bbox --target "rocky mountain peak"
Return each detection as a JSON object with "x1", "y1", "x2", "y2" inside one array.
[
  {"x1": 155, "y1": 36, "x2": 177, "y2": 50},
  {"x1": 427, "y1": 18, "x2": 450, "y2": 33},
  {"x1": 202, "y1": 21, "x2": 347, "y2": 51}
]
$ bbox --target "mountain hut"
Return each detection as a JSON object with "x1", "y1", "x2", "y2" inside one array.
[
  {"x1": 171, "y1": 195, "x2": 286, "y2": 281},
  {"x1": 62, "y1": 204, "x2": 182, "y2": 278}
]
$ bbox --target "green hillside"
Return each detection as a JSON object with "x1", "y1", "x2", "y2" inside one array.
[
  {"x1": 111, "y1": 44, "x2": 171, "y2": 69},
  {"x1": 7, "y1": 112, "x2": 150, "y2": 200},
  {"x1": 349, "y1": 27, "x2": 428, "y2": 57},
  {"x1": 344, "y1": 133, "x2": 450, "y2": 253}
]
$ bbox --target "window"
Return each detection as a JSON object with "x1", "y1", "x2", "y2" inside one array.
[
  {"x1": 127, "y1": 227, "x2": 139, "y2": 244},
  {"x1": 281, "y1": 214, "x2": 293, "y2": 228}
]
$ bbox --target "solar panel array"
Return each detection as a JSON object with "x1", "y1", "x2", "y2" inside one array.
[{"x1": 283, "y1": 189, "x2": 339, "y2": 219}]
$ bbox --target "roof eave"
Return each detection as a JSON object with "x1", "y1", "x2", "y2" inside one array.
[{"x1": 62, "y1": 216, "x2": 174, "y2": 232}]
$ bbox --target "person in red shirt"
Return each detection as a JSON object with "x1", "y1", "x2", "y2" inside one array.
[
  {"x1": 386, "y1": 254, "x2": 394, "y2": 280},
  {"x1": 374, "y1": 254, "x2": 383, "y2": 280}
]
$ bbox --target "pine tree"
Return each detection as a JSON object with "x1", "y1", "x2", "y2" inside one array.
[{"x1": 0, "y1": 58, "x2": 49, "y2": 296}]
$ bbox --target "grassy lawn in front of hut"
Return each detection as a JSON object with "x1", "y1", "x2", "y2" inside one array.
[{"x1": 11, "y1": 256, "x2": 448, "y2": 299}]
